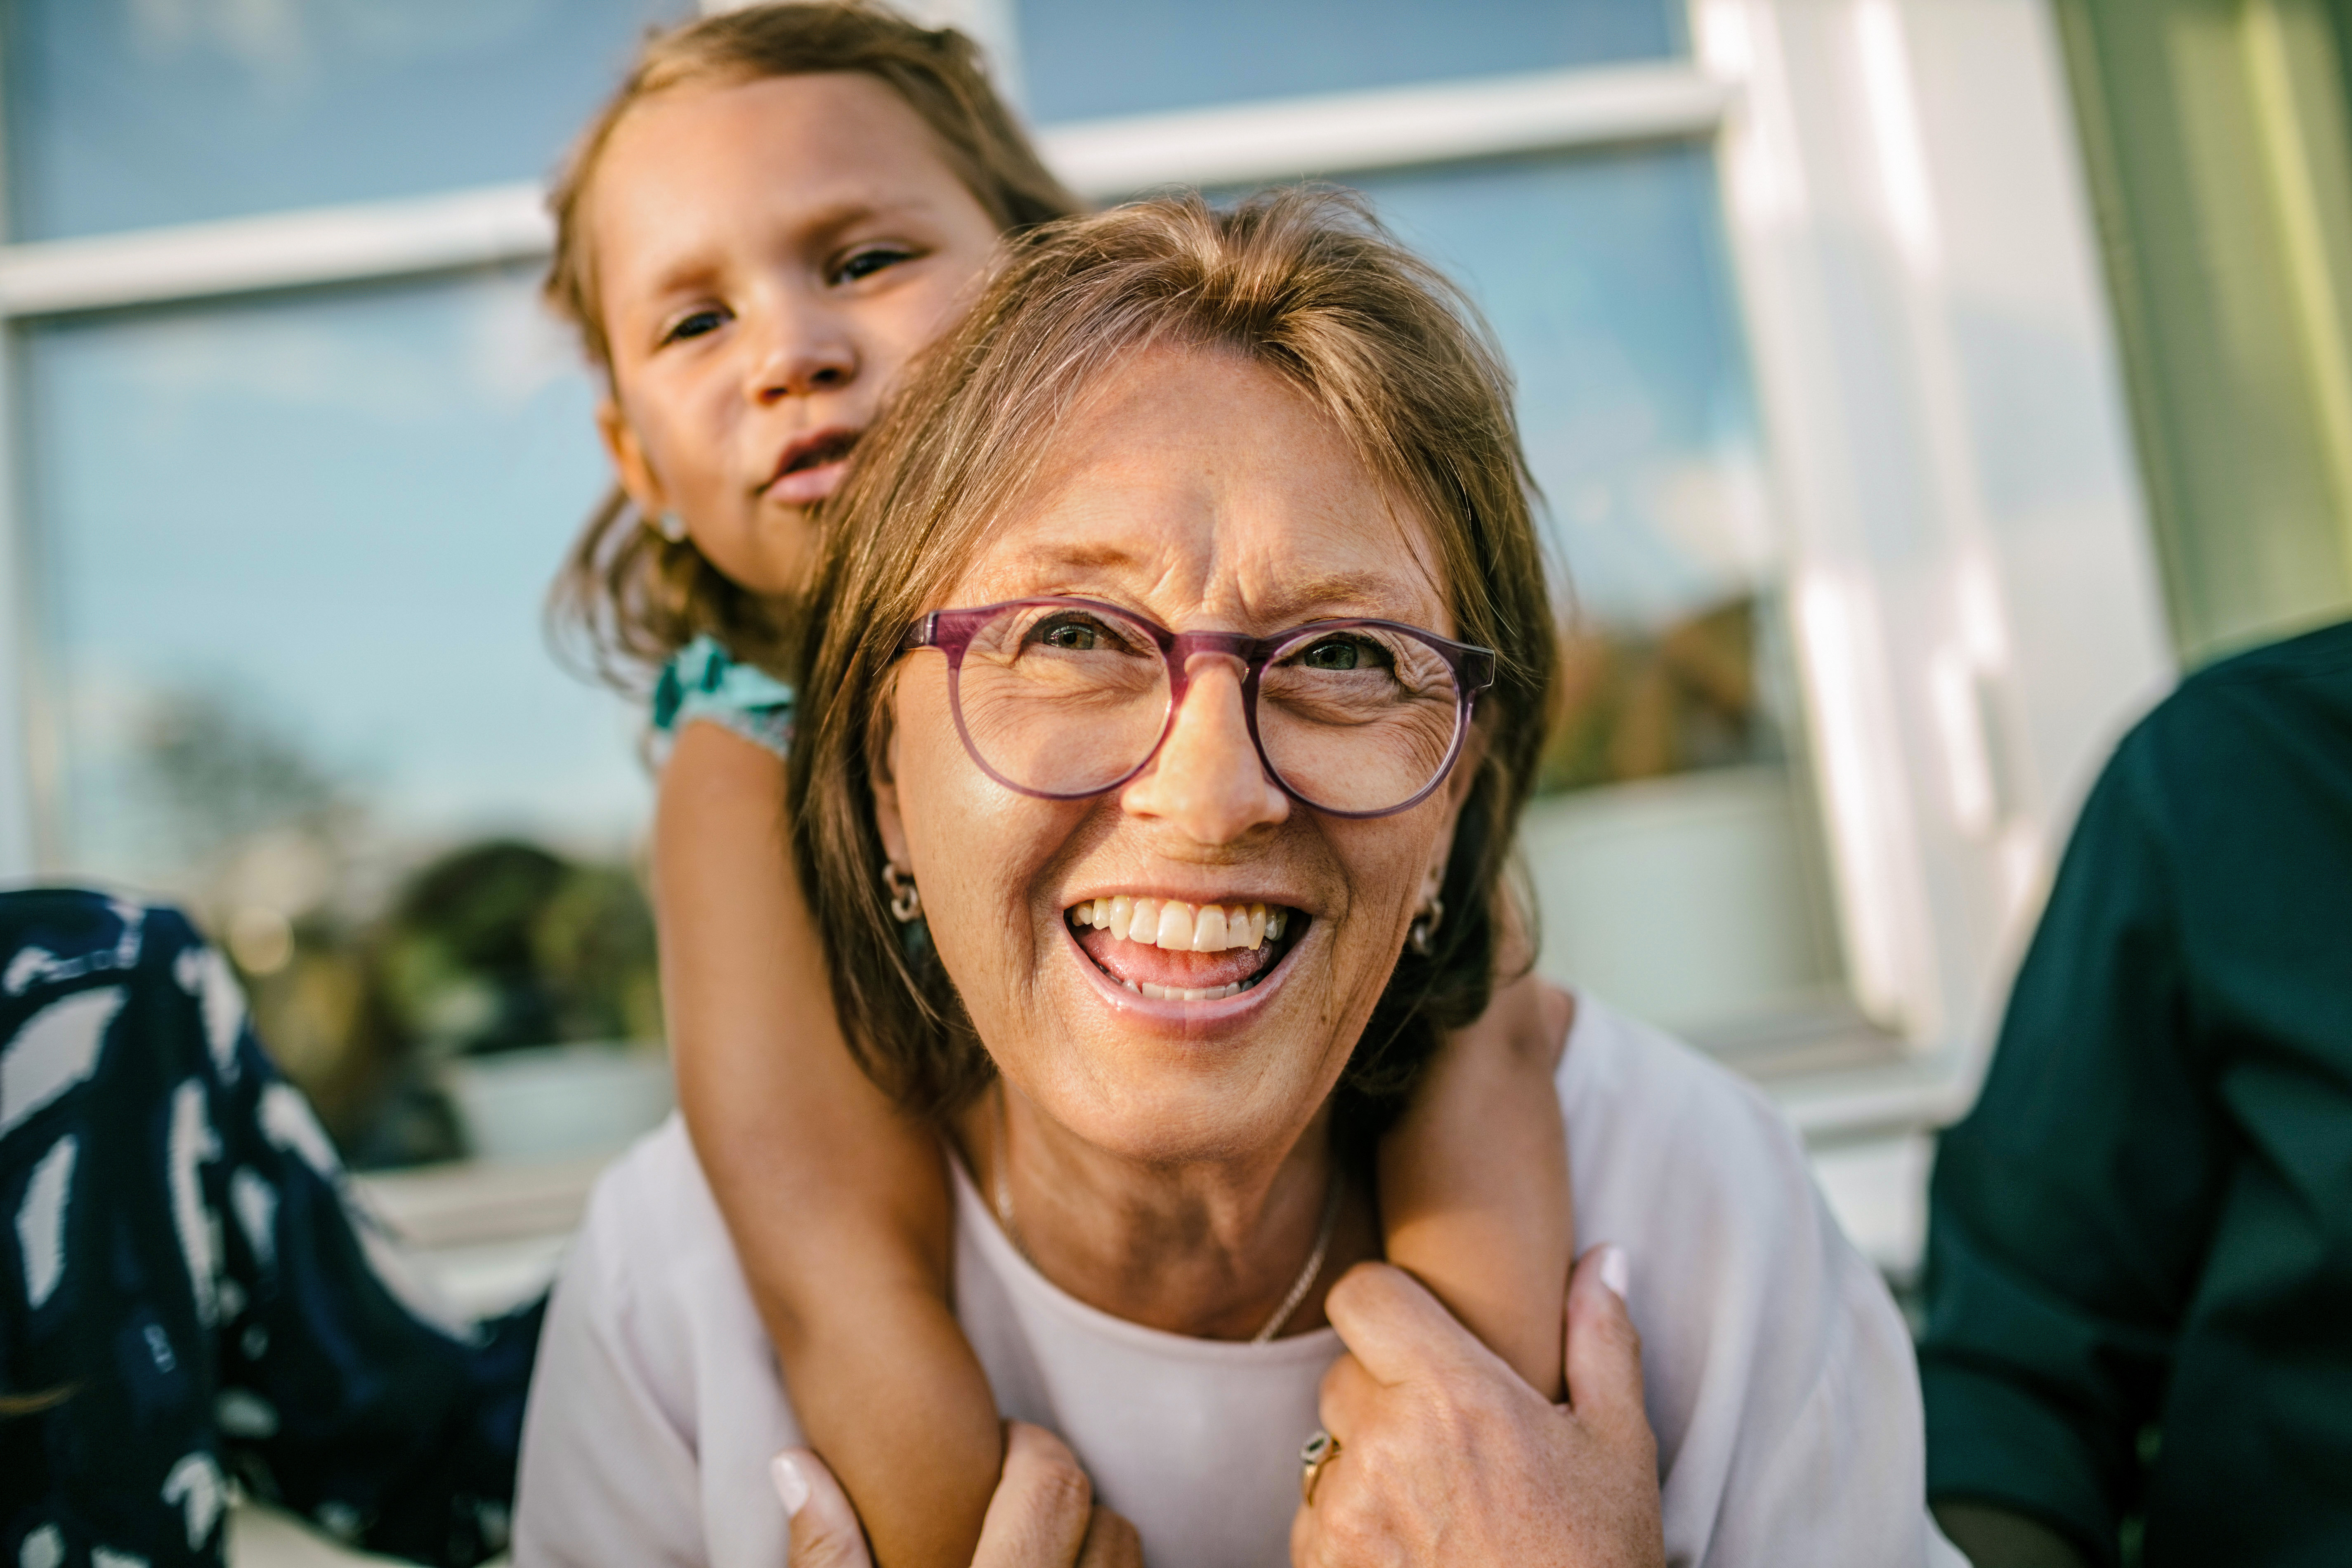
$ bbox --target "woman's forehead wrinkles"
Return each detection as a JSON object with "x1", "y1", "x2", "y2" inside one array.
[{"x1": 961, "y1": 534, "x2": 1443, "y2": 630}]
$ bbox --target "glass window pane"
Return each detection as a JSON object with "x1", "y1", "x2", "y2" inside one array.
[
  {"x1": 5, "y1": 0, "x2": 682, "y2": 241},
  {"x1": 26, "y1": 270, "x2": 661, "y2": 1164},
  {"x1": 1013, "y1": 0, "x2": 1683, "y2": 125},
  {"x1": 1354, "y1": 147, "x2": 1763, "y2": 632},
  {"x1": 1334, "y1": 146, "x2": 1852, "y2": 1043}
]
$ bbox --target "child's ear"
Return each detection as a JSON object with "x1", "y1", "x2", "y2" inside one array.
[{"x1": 595, "y1": 395, "x2": 669, "y2": 518}]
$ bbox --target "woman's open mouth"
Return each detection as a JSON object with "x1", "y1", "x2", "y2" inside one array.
[
  {"x1": 764, "y1": 427, "x2": 860, "y2": 506},
  {"x1": 1064, "y1": 896, "x2": 1304, "y2": 1001}
]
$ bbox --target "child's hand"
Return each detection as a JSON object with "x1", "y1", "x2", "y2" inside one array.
[{"x1": 776, "y1": 1422, "x2": 1141, "y2": 1568}]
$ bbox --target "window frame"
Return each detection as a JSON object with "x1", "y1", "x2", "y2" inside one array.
[{"x1": 0, "y1": 0, "x2": 2173, "y2": 1144}]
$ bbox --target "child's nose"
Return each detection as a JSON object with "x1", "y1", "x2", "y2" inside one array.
[{"x1": 748, "y1": 304, "x2": 857, "y2": 402}]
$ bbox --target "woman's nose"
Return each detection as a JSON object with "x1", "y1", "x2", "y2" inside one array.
[{"x1": 1119, "y1": 659, "x2": 1290, "y2": 844}]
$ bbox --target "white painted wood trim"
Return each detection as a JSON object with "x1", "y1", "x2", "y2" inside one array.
[
  {"x1": 0, "y1": 333, "x2": 36, "y2": 882},
  {"x1": 1039, "y1": 61, "x2": 1733, "y2": 197},
  {"x1": 0, "y1": 183, "x2": 553, "y2": 317},
  {"x1": 1704, "y1": 0, "x2": 2173, "y2": 1135},
  {"x1": 0, "y1": 61, "x2": 1728, "y2": 317}
]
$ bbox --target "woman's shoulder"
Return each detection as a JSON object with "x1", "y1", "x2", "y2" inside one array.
[
  {"x1": 1556, "y1": 996, "x2": 1806, "y2": 1196},
  {"x1": 1556, "y1": 995, "x2": 1937, "y2": 1565},
  {"x1": 1556, "y1": 993, "x2": 1876, "y2": 1331},
  {"x1": 564, "y1": 1115, "x2": 751, "y2": 1323},
  {"x1": 515, "y1": 1117, "x2": 793, "y2": 1565},
  {"x1": 536, "y1": 1116, "x2": 777, "y2": 1438}
]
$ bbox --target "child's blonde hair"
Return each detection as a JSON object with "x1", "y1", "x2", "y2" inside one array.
[{"x1": 544, "y1": 1, "x2": 1082, "y2": 687}]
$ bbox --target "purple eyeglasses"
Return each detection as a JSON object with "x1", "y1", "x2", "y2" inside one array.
[{"x1": 897, "y1": 597, "x2": 1495, "y2": 819}]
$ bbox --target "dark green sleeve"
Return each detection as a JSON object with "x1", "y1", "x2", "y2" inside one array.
[{"x1": 1918, "y1": 728, "x2": 2226, "y2": 1568}]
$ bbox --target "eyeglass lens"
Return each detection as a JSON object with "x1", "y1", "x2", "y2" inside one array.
[{"x1": 952, "y1": 602, "x2": 1466, "y2": 815}]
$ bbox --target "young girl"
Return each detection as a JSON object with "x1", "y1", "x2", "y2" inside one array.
[{"x1": 542, "y1": 8, "x2": 1576, "y2": 1565}]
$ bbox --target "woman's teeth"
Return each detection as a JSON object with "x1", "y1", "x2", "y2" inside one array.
[
  {"x1": 1134, "y1": 978, "x2": 1249, "y2": 1001},
  {"x1": 1066, "y1": 897, "x2": 1288, "y2": 952}
]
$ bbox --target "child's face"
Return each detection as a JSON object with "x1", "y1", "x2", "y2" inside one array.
[{"x1": 590, "y1": 72, "x2": 1005, "y2": 594}]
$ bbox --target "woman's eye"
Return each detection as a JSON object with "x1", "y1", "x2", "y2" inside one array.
[
  {"x1": 661, "y1": 308, "x2": 727, "y2": 345},
  {"x1": 1298, "y1": 636, "x2": 1377, "y2": 671},
  {"x1": 834, "y1": 245, "x2": 918, "y2": 285},
  {"x1": 1038, "y1": 621, "x2": 1101, "y2": 652}
]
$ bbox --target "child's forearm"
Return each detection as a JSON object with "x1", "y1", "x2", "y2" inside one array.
[
  {"x1": 780, "y1": 1281, "x2": 1005, "y2": 1568},
  {"x1": 655, "y1": 722, "x2": 997, "y2": 1567},
  {"x1": 1377, "y1": 969, "x2": 1575, "y2": 1399}
]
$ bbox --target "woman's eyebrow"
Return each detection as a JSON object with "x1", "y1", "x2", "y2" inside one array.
[
  {"x1": 990, "y1": 547, "x2": 1436, "y2": 623},
  {"x1": 1252, "y1": 569, "x2": 1435, "y2": 622}
]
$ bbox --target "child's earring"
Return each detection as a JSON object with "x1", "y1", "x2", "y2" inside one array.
[
  {"x1": 882, "y1": 862, "x2": 922, "y2": 923},
  {"x1": 1407, "y1": 895, "x2": 1444, "y2": 957},
  {"x1": 650, "y1": 509, "x2": 689, "y2": 543}
]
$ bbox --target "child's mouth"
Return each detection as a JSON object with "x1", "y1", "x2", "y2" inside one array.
[
  {"x1": 1065, "y1": 896, "x2": 1303, "y2": 1001},
  {"x1": 765, "y1": 428, "x2": 860, "y2": 505}
]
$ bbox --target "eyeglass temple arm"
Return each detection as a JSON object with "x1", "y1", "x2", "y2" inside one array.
[
  {"x1": 897, "y1": 613, "x2": 940, "y2": 654},
  {"x1": 1462, "y1": 647, "x2": 1497, "y2": 694}
]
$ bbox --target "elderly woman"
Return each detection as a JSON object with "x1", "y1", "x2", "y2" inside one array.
[{"x1": 513, "y1": 190, "x2": 1948, "y2": 1567}]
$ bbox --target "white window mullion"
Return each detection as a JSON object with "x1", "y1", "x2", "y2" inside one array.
[
  {"x1": 0, "y1": 65, "x2": 40, "y2": 881},
  {"x1": 0, "y1": 59, "x2": 1728, "y2": 320},
  {"x1": 1709, "y1": 0, "x2": 2171, "y2": 1135},
  {"x1": 0, "y1": 182, "x2": 551, "y2": 318},
  {"x1": 0, "y1": 324, "x2": 39, "y2": 882},
  {"x1": 1037, "y1": 61, "x2": 1731, "y2": 197}
]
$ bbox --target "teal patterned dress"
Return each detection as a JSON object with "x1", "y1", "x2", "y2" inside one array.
[{"x1": 649, "y1": 636, "x2": 795, "y2": 759}]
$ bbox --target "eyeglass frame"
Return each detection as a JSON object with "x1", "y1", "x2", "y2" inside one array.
[{"x1": 896, "y1": 596, "x2": 1498, "y2": 820}]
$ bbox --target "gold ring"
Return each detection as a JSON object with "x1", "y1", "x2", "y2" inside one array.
[{"x1": 1300, "y1": 1429, "x2": 1342, "y2": 1507}]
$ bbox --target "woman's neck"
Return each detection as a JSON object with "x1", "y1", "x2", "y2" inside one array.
[{"x1": 953, "y1": 1084, "x2": 1380, "y2": 1341}]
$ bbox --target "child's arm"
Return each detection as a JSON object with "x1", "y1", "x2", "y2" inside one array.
[
  {"x1": 654, "y1": 720, "x2": 998, "y2": 1568},
  {"x1": 1377, "y1": 968, "x2": 1576, "y2": 1400}
]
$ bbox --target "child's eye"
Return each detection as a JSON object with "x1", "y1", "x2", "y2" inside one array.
[
  {"x1": 661, "y1": 307, "x2": 728, "y2": 346},
  {"x1": 832, "y1": 244, "x2": 919, "y2": 286}
]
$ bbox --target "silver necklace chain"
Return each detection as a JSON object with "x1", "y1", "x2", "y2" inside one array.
[{"x1": 993, "y1": 1086, "x2": 1344, "y2": 1344}]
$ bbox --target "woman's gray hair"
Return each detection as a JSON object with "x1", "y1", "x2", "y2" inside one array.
[{"x1": 789, "y1": 187, "x2": 1559, "y2": 1138}]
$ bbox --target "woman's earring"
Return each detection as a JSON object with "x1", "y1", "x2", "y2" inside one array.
[
  {"x1": 882, "y1": 862, "x2": 923, "y2": 923},
  {"x1": 651, "y1": 510, "x2": 689, "y2": 543},
  {"x1": 1407, "y1": 896, "x2": 1444, "y2": 957}
]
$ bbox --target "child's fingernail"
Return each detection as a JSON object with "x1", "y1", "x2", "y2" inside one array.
[
  {"x1": 771, "y1": 1452, "x2": 810, "y2": 1518},
  {"x1": 1598, "y1": 1244, "x2": 1629, "y2": 1302}
]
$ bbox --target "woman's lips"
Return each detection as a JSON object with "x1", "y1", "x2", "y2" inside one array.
[
  {"x1": 1067, "y1": 898, "x2": 1301, "y2": 999},
  {"x1": 1075, "y1": 927, "x2": 1278, "y2": 995}
]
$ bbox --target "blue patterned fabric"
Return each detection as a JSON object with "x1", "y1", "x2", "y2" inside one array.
[
  {"x1": 0, "y1": 891, "x2": 536, "y2": 1566},
  {"x1": 649, "y1": 635, "x2": 795, "y2": 758}
]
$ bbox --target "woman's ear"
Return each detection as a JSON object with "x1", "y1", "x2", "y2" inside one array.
[
  {"x1": 1422, "y1": 725, "x2": 1488, "y2": 898},
  {"x1": 869, "y1": 706, "x2": 914, "y2": 871},
  {"x1": 595, "y1": 395, "x2": 669, "y2": 519}
]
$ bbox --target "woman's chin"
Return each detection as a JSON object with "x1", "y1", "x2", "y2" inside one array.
[
  {"x1": 1016, "y1": 935, "x2": 1323, "y2": 1161},
  {"x1": 1021, "y1": 921, "x2": 1348, "y2": 1152}
]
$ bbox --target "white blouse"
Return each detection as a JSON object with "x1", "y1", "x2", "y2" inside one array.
[{"x1": 513, "y1": 997, "x2": 1962, "y2": 1567}]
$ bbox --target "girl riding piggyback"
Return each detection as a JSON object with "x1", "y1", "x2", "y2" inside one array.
[{"x1": 538, "y1": 7, "x2": 1578, "y2": 1565}]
